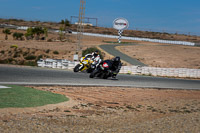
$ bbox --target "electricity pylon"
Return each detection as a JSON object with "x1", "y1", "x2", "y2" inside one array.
[{"x1": 77, "y1": 0, "x2": 86, "y2": 58}]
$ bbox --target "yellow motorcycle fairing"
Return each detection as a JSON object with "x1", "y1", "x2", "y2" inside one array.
[{"x1": 79, "y1": 57, "x2": 93, "y2": 71}]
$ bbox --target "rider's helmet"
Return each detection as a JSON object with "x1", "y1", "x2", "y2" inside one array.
[
  {"x1": 113, "y1": 56, "x2": 120, "y2": 65},
  {"x1": 93, "y1": 50, "x2": 99, "y2": 57},
  {"x1": 113, "y1": 56, "x2": 120, "y2": 62}
]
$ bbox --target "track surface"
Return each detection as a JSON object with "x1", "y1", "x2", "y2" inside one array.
[
  {"x1": 0, "y1": 65, "x2": 199, "y2": 90},
  {"x1": 99, "y1": 44, "x2": 146, "y2": 66}
]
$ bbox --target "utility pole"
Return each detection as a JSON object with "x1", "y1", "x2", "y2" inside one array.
[{"x1": 76, "y1": 0, "x2": 86, "y2": 59}]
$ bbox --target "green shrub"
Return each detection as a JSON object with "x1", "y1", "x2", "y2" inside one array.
[
  {"x1": 13, "y1": 53, "x2": 20, "y2": 58},
  {"x1": 46, "y1": 49, "x2": 50, "y2": 53},
  {"x1": 24, "y1": 61, "x2": 37, "y2": 66},
  {"x1": 37, "y1": 55, "x2": 43, "y2": 59},
  {"x1": 10, "y1": 45, "x2": 18, "y2": 48},
  {"x1": 82, "y1": 47, "x2": 104, "y2": 60},
  {"x1": 25, "y1": 27, "x2": 34, "y2": 40},
  {"x1": 2, "y1": 28, "x2": 11, "y2": 40},
  {"x1": 60, "y1": 19, "x2": 71, "y2": 27},
  {"x1": 23, "y1": 52, "x2": 28, "y2": 56},
  {"x1": 53, "y1": 51, "x2": 59, "y2": 54},
  {"x1": 8, "y1": 58, "x2": 15, "y2": 62},
  {"x1": 0, "y1": 59, "x2": 8, "y2": 64},
  {"x1": 0, "y1": 50, "x2": 5, "y2": 54},
  {"x1": 25, "y1": 55, "x2": 36, "y2": 60},
  {"x1": 13, "y1": 32, "x2": 24, "y2": 40}
]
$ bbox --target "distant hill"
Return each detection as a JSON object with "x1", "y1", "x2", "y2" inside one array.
[{"x1": 0, "y1": 18, "x2": 199, "y2": 42}]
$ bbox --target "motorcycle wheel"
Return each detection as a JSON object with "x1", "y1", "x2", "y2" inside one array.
[
  {"x1": 87, "y1": 68, "x2": 93, "y2": 73},
  {"x1": 90, "y1": 69, "x2": 98, "y2": 78},
  {"x1": 101, "y1": 73, "x2": 108, "y2": 79},
  {"x1": 103, "y1": 75, "x2": 108, "y2": 79},
  {"x1": 74, "y1": 64, "x2": 81, "y2": 72}
]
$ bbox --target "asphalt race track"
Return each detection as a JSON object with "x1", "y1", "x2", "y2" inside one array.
[
  {"x1": 0, "y1": 65, "x2": 200, "y2": 90},
  {"x1": 99, "y1": 44, "x2": 146, "y2": 66}
]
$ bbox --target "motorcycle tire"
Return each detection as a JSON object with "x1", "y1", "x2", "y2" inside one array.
[
  {"x1": 101, "y1": 73, "x2": 108, "y2": 79},
  {"x1": 74, "y1": 64, "x2": 81, "y2": 72},
  {"x1": 103, "y1": 75, "x2": 108, "y2": 79},
  {"x1": 87, "y1": 68, "x2": 93, "y2": 73},
  {"x1": 90, "y1": 69, "x2": 98, "y2": 78},
  {"x1": 89, "y1": 73, "x2": 94, "y2": 78}
]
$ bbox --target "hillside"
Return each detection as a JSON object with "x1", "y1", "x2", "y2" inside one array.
[
  {"x1": 1, "y1": 18, "x2": 200, "y2": 43},
  {"x1": 0, "y1": 18, "x2": 200, "y2": 69}
]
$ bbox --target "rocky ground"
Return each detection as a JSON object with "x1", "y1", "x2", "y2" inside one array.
[{"x1": 0, "y1": 86, "x2": 200, "y2": 132}]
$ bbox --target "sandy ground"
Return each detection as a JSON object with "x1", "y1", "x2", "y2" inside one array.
[
  {"x1": 116, "y1": 43, "x2": 200, "y2": 69},
  {"x1": 0, "y1": 29, "x2": 116, "y2": 62},
  {"x1": 0, "y1": 86, "x2": 200, "y2": 132}
]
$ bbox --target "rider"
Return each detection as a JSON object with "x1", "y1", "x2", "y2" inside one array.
[
  {"x1": 85, "y1": 50, "x2": 102, "y2": 68},
  {"x1": 110, "y1": 56, "x2": 122, "y2": 78}
]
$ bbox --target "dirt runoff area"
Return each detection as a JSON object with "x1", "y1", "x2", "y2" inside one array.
[
  {"x1": 116, "y1": 42, "x2": 200, "y2": 69},
  {"x1": 0, "y1": 86, "x2": 200, "y2": 132}
]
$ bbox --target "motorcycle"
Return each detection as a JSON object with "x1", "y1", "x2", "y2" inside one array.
[
  {"x1": 89, "y1": 60, "x2": 117, "y2": 79},
  {"x1": 73, "y1": 55, "x2": 95, "y2": 73}
]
